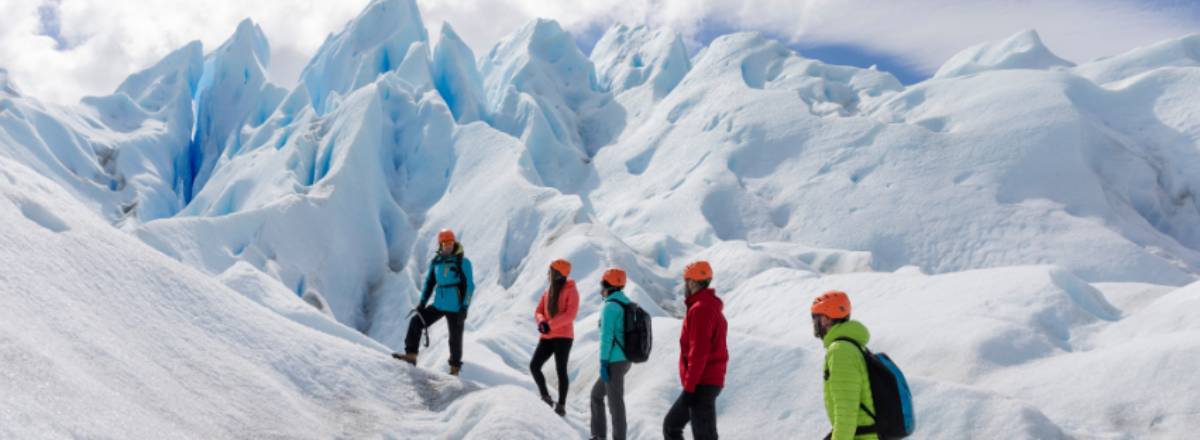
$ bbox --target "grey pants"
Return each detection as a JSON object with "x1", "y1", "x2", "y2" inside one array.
[{"x1": 590, "y1": 361, "x2": 631, "y2": 440}]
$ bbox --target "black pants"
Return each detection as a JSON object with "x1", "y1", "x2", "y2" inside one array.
[
  {"x1": 529, "y1": 338, "x2": 573, "y2": 403},
  {"x1": 403, "y1": 307, "x2": 465, "y2": 367},
  {"x1": 590, "y1": 362, "x2": 631, "y2": 440},
  {"x1": 663, "y1": 385, "x2": 722, "y2": 440}
]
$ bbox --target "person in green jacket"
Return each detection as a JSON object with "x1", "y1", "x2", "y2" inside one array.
[
  {"x1": 590, "y1": 268, "x2": 632, "y2": 440},
  {"x1": 812, "y1": 290, "x2": 878, "y2": 440}
]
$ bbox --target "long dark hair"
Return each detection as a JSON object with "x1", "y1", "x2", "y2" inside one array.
[{"x1": 547, "y1": 269, "x2": 567, "y2": 317}]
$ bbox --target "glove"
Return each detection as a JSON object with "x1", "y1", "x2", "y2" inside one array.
[
  {"x1": 538, "y1": 321, "x2": 551, "y2": 334},
  {"x1": 681, "y1": 391, "x2": 696, "y2": 406},
  {"x1": 415, "y1": 304, "x2": 426, "y2": 313},
  {"x1": 600, "y1": 360, "x2": 611, "y2": 383}
]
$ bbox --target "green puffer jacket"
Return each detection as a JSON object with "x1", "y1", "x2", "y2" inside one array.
[{"x1": 822, "y1": 320, "x2": 878, "y2": 440}]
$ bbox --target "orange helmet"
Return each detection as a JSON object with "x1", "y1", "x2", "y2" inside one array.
[
  {"x1": 437, "y1": 229, "x2": 456, "y2": 244},
  {"x1": 683, "y1": 261, "x2": 713, "y2": 282},
  {"x1": 602, "y1": 268, "x2": 627, "y2": 288},
  {"x1": 811, "y1": 290, "x2": 851, "y2": 319},
  {"x1": 550, "y1": 259, "x2": 572, "y2": 277}
]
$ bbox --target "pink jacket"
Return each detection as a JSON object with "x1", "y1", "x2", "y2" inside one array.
[{"x1": 534, "y1": 280, "x2": 579, "y2": 340}]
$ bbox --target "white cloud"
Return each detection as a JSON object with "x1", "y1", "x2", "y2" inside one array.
[
  {"x1": 0, "y1": 0, "x2": 1195, "y2": 105},
  {"x1": 0, "y1": 0, "x2": 372, "y2": 105}
]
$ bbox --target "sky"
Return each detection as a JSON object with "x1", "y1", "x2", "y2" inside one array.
[{"x1": 1, "y1": 0, "x2": 1197, "y2": 105}]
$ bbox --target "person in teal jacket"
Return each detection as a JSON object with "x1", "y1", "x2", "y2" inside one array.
[
  {"x1": 395, "y1": 229, "x2": 475, "y2": 376},
  {"x1": 590, "y1": 268, "x2": 631, "y2": 440},
  {"x1": 812, "y1": 291, "x2": 878, "y2": 440}
]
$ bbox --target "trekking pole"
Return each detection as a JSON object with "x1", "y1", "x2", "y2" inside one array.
[{"x1": 407, "y1": 308, "x2": 431, "y2": 348}]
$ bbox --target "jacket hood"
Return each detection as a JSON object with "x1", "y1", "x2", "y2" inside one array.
[
  {"x1": 685, "y1": 288, "x2": 723, "y2": 311},
  {"x1": 606, "y1": 290, "x2": 630, "y2": 304},
  {"x1": 822, "y1": 320, "x2": 870, "y2": 349},
  {"x1": 438, "y1": 242, "x2": 464, "y2": 257}
]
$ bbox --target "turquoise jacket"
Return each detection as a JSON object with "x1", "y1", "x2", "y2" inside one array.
[
  {"x1": 419, "y1": 243, "x2": 475, "y2": 313},
  {"x1": 599, "y1": 290, "x2": 630, "y2": 363}
]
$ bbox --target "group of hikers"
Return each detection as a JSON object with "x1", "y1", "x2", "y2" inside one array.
[{"x1": 393, "y1": 230, "x2": 914, "y2": 439}]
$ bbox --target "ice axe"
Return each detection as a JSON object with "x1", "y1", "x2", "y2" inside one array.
[{"x1": 408, "y1": 308, "x2": 431, "y2": 348}]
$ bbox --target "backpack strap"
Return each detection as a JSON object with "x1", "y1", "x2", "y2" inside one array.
[
  {"x1": 606, "y1": 298, "x2": 632, "y2": 352},
  {"x1": 452, "y1": 255, "x2": 466, "y2": 306},
  {"x1": 431, "y1": 254, "x2": 469, "y2": 308},
  {"x1": 832, "y1": 337, "x2": 878, "y2": 423},
  {"x1": 833, "y1": 336, "x2": 866, "y2": 353}
]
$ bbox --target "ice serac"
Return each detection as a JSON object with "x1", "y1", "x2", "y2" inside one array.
[
  {"x1": 480, "y1": 18, "x2": 623, "y2": 192},
  {"x1": 592, "y1": 29, "x2": 1198, "y2": 285},
  {"x1": 140, "y1": 61, "x2": 589, "y2": 347},
  {"x1": 589, "y1": 24, "x2": 691, "y2": 129},
  {"x1": 0, "y1": 41, "x2": 203, "y2": 224},
  {"x1": 186, "y1": 19, "x2": 286, "y2": 208},
  {"x1": 591, "y1": 24, "x2": 691, "y2": 98},
  {"x1": 1074, "y1": 33, "x2": 1200, "y2": 84},
  {"x1": 300, "y1": 0, "x2": 429, "y2": 114},
  {"x1": 432, "y1": 22, "x2": 487, "y2": 123},
  {"x1": 935, "y1": 29, "x2": 1075, "y2": 79}
]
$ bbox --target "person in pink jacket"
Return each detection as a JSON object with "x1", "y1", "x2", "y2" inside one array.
[{"x1": 530, "y1": 259, "x2": 580, "y2": 417}]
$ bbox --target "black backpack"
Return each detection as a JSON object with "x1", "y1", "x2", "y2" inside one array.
[
  {"x1": 610, "y1": 299, "x2": 652, "y2": 363},
  {"x1": 834, "y1": 338, "x2": 915, "y2": 439}
]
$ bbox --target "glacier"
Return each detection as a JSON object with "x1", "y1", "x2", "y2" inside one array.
[{"x1": 1, "y1": 0, "x2": 1199, "y2": 437}]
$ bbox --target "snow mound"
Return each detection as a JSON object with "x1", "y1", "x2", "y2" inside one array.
[
  {"x1": 935, "y1": 30, "x2": 1075, "y2": 79},
  {"x1": 1075, "y1": 33, "x2": 1200, "y2": 84},
  {"x1": 701, "y1": 265, "x2": 1194, "y2": 438}
]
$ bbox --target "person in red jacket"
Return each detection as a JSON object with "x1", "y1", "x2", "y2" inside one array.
[
  {"x1": 530, "y1": 259, "x2": 579, "y2": 417},
  {"x1": 663, "y1": 260, "x2": 728, "y2": 440}
]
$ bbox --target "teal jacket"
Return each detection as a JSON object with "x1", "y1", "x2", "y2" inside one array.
[
  {"x1": 419, "y1": 243, "x2": 475, "y2": 313},
  {"x1": 822, "y1": 320, "x2": 878, "y2": 440},
  {"x1": 599, "y1": 291, "x2": 630, "y2": 363}
]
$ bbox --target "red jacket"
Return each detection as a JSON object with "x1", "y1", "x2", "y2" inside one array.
[
  {"x1": 679, "y1": 288, "x2": 729, "y2": 392},
  {"x1": 534, "y1": 280, "x2": 579, "y2": 339}
]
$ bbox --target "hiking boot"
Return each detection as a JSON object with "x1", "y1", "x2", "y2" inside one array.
[
  {"x1": 554, "y1": 402, "x2": 566, "y2": 417},
  {"x1": 392, "y1": 353, "x2": 417, "y2": 365},
  {"x1": 449, "y1": 365, "x2": 461, "y2": 376},
  {"x1": 540, "y1": 394, "x2": 554, "y2": 408}
]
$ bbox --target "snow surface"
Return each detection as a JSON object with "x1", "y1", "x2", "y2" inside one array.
[
  {"x1": 1, "y1": 0, "x2": 1199, "y2": 437},
  {"x1": 0, "y1": 155, "x2": 575, "y2": 438},
  {"x1": 934, "y1": 30, "x2": 1075, "y2": 79}
]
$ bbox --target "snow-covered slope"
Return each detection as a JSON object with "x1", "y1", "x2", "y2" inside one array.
[
  {"x1": 592, "y1": 29, "x2": 1200, "y2": 285},
  {"x1": 1, "y1": 0, "x2": 1199, "y2": 437},
  {"x1": 0, "y1": 155, "x2": 576, "y2": 438}
]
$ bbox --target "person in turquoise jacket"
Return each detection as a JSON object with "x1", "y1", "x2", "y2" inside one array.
[
  {"x1": 395, "y1": 229, "x2": 475, "y2": 376},
  {"x1": 590, "y1": 268, "x2": 631, "y2": 440}
]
